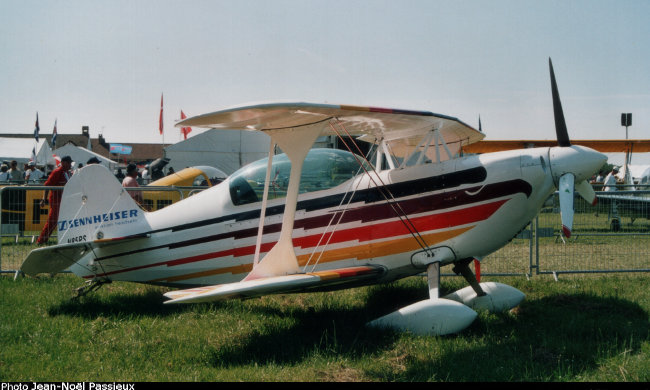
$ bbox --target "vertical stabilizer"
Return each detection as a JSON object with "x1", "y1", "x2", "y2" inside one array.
[{"x1": 57, "y1": 164, "x2": 151, "y2": 244}]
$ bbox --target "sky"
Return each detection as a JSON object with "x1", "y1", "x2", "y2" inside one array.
[{"x1": 1, "y1": 0, "x2": 649, "y2": 165}]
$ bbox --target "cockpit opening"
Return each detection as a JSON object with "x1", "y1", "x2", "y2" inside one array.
[{"x1": 229, "y1": 148, "x2": 369, "y2": 206}]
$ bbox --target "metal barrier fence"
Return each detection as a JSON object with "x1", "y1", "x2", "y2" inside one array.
[
  {"x1": 479, "y1": 187, "x2": 650, "y2": 277},
  {"x1": 2, "y1": 185, "x2": 649, "y2": 277},
  {"x1": 0, "y1": 185, "x2": 193, "y2": 273}
]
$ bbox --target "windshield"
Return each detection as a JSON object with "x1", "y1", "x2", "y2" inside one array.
[{"x1": 229, "y1": 148, "x2": 368, "y2": 206}]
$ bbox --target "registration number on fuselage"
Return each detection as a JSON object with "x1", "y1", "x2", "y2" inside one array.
[{"x1": 67, "y1": 235, "x2": 88, "y2": 243}]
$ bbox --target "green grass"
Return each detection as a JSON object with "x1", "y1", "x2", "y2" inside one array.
[{"x1": 1, "y1": 273, "x2": 649, "y2": 382}]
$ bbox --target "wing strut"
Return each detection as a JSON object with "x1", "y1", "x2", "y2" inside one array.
[
  {"x1": 244, "y1": 122, "x2": 324, "y2": 280},
  {"x1": 252, "y1": 140, "x2": 277, "y2": 267}
]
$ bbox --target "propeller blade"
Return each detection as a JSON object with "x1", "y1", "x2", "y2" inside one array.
[
  {"x1": 549, "y1": 58, "x2": 571, "y2": 147},
  {"x1": 558, "y1": 173, "x2": 575, "y2": 237},
  {"x1": 575, "y1": 180, "x2": 597, "y2": 206}
]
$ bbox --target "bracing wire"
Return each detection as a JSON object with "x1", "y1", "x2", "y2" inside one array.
[
  {"x1": 302, "y1": 142, "x2": 378, "y2": 273},
  {"x1": 328, "y1": 119, "x2": 433, "y2": 256}
]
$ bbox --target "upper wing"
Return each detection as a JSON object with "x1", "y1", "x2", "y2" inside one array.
[
  {"x1": 176, "y1": 102, "x2": 484, "y2": 150},
  {"x1": 163, "y1": 265, "x2": 385, "y2": 304},
  {"x1": 463, "y1": 139, "x2": 650, "y2": 154}
]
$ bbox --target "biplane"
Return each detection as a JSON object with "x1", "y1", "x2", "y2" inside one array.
[{"x1": 20, "y1": 59, "x2": 607, "y2": 335}]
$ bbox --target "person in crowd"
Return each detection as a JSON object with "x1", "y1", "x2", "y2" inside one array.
[
  {"x1": 37, "y1": 156, "x2": 73, "y2": 245},
  {"x1": 87, "y1": 157, "x2": 100, "y2": 165},
  {"x1": 0, "y1": 164, "x2": 9, "y2": 182},
  {"x1": 115, "y1": 168, "x2": 125, "y2": 182},
  {"x1": 122, "y1": 163, "x2": 143, "y2": 204},
  {"x1": 603, "y1": 167, "x2": 619, "y2": 192},
  {"x1": 141, "y1": 164, "x2": 150, "y2": 183},
  {"x1": 8, "y1": 160, "x2": 23, "y2": 183},
  {"x1": 24, "y1": 162, "x2": 45, "y2": 183}
]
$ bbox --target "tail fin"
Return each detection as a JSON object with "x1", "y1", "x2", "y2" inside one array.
[{"x1": 57, "y1": 164, "x2": 151, "y2": 244}]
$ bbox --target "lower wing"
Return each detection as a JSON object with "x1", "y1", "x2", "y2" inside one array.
[{"x1": 163, "y1": 265, "x2": 385, "y2": 304}]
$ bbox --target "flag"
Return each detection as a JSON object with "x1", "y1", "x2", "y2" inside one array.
[
  {"x1": 110, "y1": 144, "x2": 132, "y2": 155},
  {"x1": 31, "y1": 146, "x2": 36, "y2": 164},
  {"x1": 34, "y1": 112, "x2": 40, "y2": 142},
  {"x1": 52, "y1": 119, "x2": 58, "y2": 148},
  {"x1": 159, "y1": 94, "x2": 164, "y2": 135},
  {"x1": 180, "y1": 110, "x2": 192, "y2": 140}
]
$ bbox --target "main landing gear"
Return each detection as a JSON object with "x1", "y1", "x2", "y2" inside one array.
[{"x1": 367, "y1": 258, "x2": 524, "y2": 335}]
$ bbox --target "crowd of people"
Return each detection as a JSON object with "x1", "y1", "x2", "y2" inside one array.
[
  {"x1": 0, "y1": 158, "x2": 177, "y2": 185},
  {"x1": 0, "y1": 156, "x2": 164, "y2": 244},
  {"x1": 0, "y1": 160, "x2": 47, "y2": 183}
]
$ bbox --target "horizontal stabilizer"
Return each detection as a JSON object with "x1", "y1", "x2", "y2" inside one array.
[
  {"x1": 163, "y1": 266, "x2": 384, "y2": 304},
  {"x1": 20, "y1": 242, "x2": 93, "y2": 276},
  {"x1": 20, "y1": 234, "x2": 149, "y2": 276}
]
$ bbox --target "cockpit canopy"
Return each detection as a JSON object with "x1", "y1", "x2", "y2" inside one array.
[{"x1": 229, "y1": 148, "x2": 368, "y2": 206}]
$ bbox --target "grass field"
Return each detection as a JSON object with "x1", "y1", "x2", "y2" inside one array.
[
  {"x1": 1, "y1": 272, "x2": 649, "y2": 382},
  {"x1": 1, "y1": 196, "x2": 648, "y2": 381}
]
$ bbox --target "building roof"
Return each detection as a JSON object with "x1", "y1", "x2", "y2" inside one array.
[{"x1": 0, "y1": 133, "x2": 164, "y2": 163}]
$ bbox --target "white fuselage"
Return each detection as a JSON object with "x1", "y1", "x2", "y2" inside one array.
[{"x1": 68, "y1": 146, "x2": 600, "y2": 288}]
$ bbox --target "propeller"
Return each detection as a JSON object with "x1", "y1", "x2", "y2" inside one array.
[
  {"x1": 549, "y1": 58, "x2": 600, "y2": 238},
  {"x1": 549, "y1": 59, "x2": 571, "y2": 147},
  {"x1": 558, "y1": 173, "x2": 575, "y2": 238}
]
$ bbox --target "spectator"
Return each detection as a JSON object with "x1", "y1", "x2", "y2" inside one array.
[
  {"x1": 0, "y1": 164, "x2": 9, "y2": 181},
  {"x1": 141, "y1": 164, "x2": 150, "y2": 182},
  {"x1": 37, "y1": 156, "x2": 73, "y2": 245},
  {"x1": 115, "y1": 168, "x2": 125, "y2": 182},
  {"x1": 122, "y1": 163, "x2": 143, "y2": 204},
  {"x1": 603, "y1": 168, "x2": 619, "y2": 192},
  {"x1": 87, "y1": 157, "x2": 100, "y2": 165},
  {"x1": 25, "y1": 162, "x2": 45, "y2": 183},
  {"x1": 8, "y1": 160, "x2": 22, "y2": 182}
]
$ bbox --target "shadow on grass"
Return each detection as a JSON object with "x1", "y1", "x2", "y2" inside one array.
[
  {"x1": 43, "y1": 277, "x2": 649, "y2": 381},
  {"x1": 205, "y1": 282, "x2": 444, "y2": 368},
  {"x1": 377, "y1": 292, "x2": 650, "y2": 381},
  {"x1": 47, "y1": 288, "x2": 193, "y2": 318},
  {"x1": 204, "y1": 282, "x2": 649, "y2": 381}
]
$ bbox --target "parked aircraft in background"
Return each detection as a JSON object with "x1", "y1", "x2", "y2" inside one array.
[{"x1": 143, "y1": 165, "x2": 227, "y2": 211}]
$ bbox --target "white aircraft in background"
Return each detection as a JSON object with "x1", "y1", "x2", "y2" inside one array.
[{"x1": 21, "y1": 59, "x2": 606, "y2": 335}]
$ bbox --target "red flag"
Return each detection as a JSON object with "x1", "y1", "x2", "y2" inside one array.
[
  {"x1": 180, "y1": 110, "x2": 192, "y2": 140},
  {"x1": 158, "y1": 94, "x2": 164, "y2": 135}
]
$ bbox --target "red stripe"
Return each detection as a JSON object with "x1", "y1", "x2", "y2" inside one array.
[
  {"x1": 294, "y1": 199, "x2": 507, "y2": 248},
  {"x1": 89, "y1": 199, "x2": 508, "y2": 278}
]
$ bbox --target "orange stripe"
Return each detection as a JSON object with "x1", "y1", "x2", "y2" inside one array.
[
  {"x1": 297, "y1": 226, "x2": 473, "y2": 265},
  {"x1": 153, "y1": 226, "x2": 473, "y2": 284},
  {"x1": 149, "y1": 263, "x2": 251, "y2": 283},
  {"x1": 310, "y1": 270, "x2": 341, "y2": 281}
]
